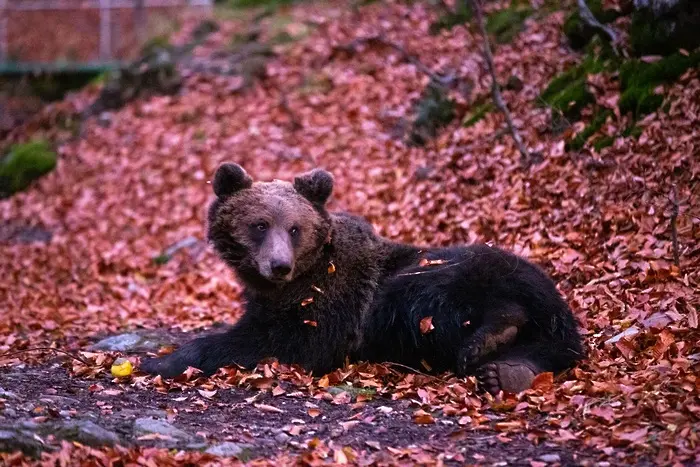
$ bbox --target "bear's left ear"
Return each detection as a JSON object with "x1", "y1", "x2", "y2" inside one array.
[
  {"x1": 213, "y1": 163, "x2": 253, "y2": 198},
  {"x1": 294, "y1": 169, "x2": 334, "y2": 206}
]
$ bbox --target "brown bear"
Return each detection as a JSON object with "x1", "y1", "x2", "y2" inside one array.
[{"x1": 141, "y1": 163, "x2": 584, "y2": 393}]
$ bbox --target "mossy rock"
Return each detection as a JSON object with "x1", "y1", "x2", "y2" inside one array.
[
  {"x1": 619, "y1": 51, "x2": 700, "y2": 117},
  {"x1": 409, "y1": 82, "x2": 456, "y2": 146},
  {"x1": 566, "y1": 108, "x2": 612, "y2": 151},
  {"x1": 563, "y1": 0, "x2": 621, "y2": 50},
  {"x1": 462, "y1": 101, "x2": 494, "y2": 127},
  {"x1": 486, "y1": 4, "x2": 533, "y2": 43},
  {"x1": 0, "y1": 141, "x2": 57, "y2": 197},
  {"x1": 539, "y1": 49, "x2": 610, "y2": 120},
  {"x1": 429, "y1": 3, "x2": 473, "y2": 35},
  {"x1": 630, "y1": 0, "x2": 700, "y2": 56}
]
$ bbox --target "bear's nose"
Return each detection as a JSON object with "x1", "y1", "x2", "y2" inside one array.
[{"x1": 270, "y1": 260, "x2": 292, "y2": 277}]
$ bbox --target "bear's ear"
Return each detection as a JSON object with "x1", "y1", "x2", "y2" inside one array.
[
  {"x1": 294, "y1": 169, "x2": 334, "y2": 205},
  {"x1": 213, "y1": 163, "x2": 253, "y2": 197}
]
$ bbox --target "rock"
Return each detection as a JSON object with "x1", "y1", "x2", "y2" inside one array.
[
  {"x1": 0, "y1": 388, "x2": 19, "y2": 400},
  {"x1": 91, "y1": 333, "x2": 142, "y2": 352},
  {"x1": 0, "y1": 427, "x2": 47, "y2": 457},
  {"x1": 133, "y1": 417, "x2": 192, "y2": 442},
  {"x1": 205, "y1": 441, "x2": 254, "y2": 458},
  {"x1": 274, "y1": 432, "x2": 290, "y2": 443},
  {"x1": 538, "y1": 453, "x2": 562, "y2": 463},
  {"x1": 91, "y1": 332, "x2": 171, "y2": 353},
  {"x1": 52, "y1": 420, "x2": 120, "y2": 447},
  {"x1": 605, "y1": 326, "x2": 640, "y2": 345}
]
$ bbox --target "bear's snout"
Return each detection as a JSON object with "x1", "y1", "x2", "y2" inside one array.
[{"x1": 258, "y1": 228, "x2": 295, "y2": 281}]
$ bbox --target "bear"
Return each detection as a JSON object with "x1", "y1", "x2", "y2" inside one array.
[{"x1": 141, "y1": 163, "x2": 585, "y2": 394}]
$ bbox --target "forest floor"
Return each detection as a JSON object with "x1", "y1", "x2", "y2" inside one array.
[{"x1": 1, "y1": 0, "x2": 698, "y2": 465}]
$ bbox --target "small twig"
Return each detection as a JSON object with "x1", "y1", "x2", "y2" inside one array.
[
  {"x1": 468, "y1": 0, "x2": 531, "y2": 167},
  {"x1": 0, "y1": 347, "x2": 93, "y2": 366},
  {"x1": 576, "y1": 0, "x2": 623, "y2": 57},
  {"x1": 670, "y1": 184, "x2": 681, "y2": 269},
  {"x1": 329, "y1": 35, "x2": 455, "y2": 87},
  {"x1": 384, "y1": 361, "x2": 447, "y2": 383}
]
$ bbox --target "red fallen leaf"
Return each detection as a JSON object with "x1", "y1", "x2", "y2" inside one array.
[
  {"x1": 652, "y1": 329, "x2": 675, "y2": 360},
  {"x1": 530, "y1": 372, "x2": 554, "y2": 391},
  {"x1": 301, "y1": 297, "x2": 314, "y2": 306},
  {"x1": 272, "y1": 386, "x2": 285, "y2": 396},
  {"x1": 307, "y1": 408, "x2": 321, "y2": 418},
  {"x1": 590, "y1": 405, "x2": 616, "y2": 424},
  {"x1": 413, "y1": 412, "x2": 435, "y2": 425},
  {"x1": 327, "y1": 262, "x2": 336, "y2": 274},
  {"x1": 420, "y1": 316, "x2": 435, "y2": 334},
  {"x1": 418, "y1": 258, "x2": 449, "y2": 267},
  {"x1": 612, "y1": 427, "x2": 648, "y2": 446},
  {"x1": 303, "y1": 320, "x2": 318, "y2": 327},
  {"x1": 556, "y1": 429, "x2": 577, "y2": 442},
  {"x1": 688, "y1": 308, "x2": 698, "y2": 329},
  {"x1": 197, "y1": 389, "x2": 217, "y2": 399}
]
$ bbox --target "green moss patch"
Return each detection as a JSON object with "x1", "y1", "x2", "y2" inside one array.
[
  {"x1": 0, "y1": 141, "x2": 57, "y2": 197},
  {"x1": 486, "y1": 3, "x2": 533, "y2": 43},
  {"x1": 462, "y1": 101, "x2": 494, "y2": 127},
  {"x1": 429, "y1": 3, "x2": 473, "y2": 35},
  {"x1": 539, "y1": 54, "x2": 606, "y2": 119},
  {"x1": 566, "y1": 109, "x2": 612, "y2": 151},
  {"x1": 409, "y1": 82, "x2": 456, "y2": 146},
  {"x1": 619, "y1": 51, "x2": 700, "y2": 117}
]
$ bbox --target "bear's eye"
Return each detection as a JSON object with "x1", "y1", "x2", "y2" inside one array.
[
  {"x1": 255, "y1": 222, "x2": 268, "y2": 232},
  {"x1": 289, "y1": 226, "x2": 299, "y2": 237}
]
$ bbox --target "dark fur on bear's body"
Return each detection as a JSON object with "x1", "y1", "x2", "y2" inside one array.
[{"x1": 141, "y1": 164, "x2": 584, "y2": 393}]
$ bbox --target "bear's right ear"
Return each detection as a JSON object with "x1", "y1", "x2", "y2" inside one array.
[
  {"x1": 213, "y1": 163, "x2": 253, "y2": 197},
  {"x1": 294, "y1": 168, "x2": 334, "y2": 206}
]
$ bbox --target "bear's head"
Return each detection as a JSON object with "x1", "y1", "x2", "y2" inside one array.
[{"x1": 207, "y1": 163, "x2": 333, "y2": 287}]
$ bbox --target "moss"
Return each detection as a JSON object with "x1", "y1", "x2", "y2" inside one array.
[
  {"x1": 540, "y1": 51, "x2": 609, "y2": 119},
  {"x1": 429, "y1": 3, "x2": 473, "y2": 35},
  {"x1": 409, "y1": 82, "x2": 456, "y2": 146},
  {"x1": 486, "y1": 4, "x2": 533, "y2": 43},
  {"x1": 566, "y1": 109, "x2": 612, "y2": 151},
  {"x1": 622, "y1": 125, "x2": 643, "y2": 139},
  {"x1": 462, "y1": 101, "x2": 494, "y2": 127},
  {"x1": 0, "y1": 140, "x2": 57, "y2": 197},
  {"x1": 592, "y1": 135, "x2": 614, "y2": 151},
  {"x1": 619, "y1": 51, "x2": 700, "y2": 117}
]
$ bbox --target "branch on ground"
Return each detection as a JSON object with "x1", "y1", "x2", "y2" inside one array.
[
  {"x1": 468, "y1": 0, "x2": 533, "y2": 167},
  {"x1": 576, "y1": 0, "x2": 623, "y2": 56}
]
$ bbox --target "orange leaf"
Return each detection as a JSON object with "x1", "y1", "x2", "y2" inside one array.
[
  {"x1": 419, "y1": 316, "x2": 435, "y2": 334},
  {"x1": 530, "y1": 372, "x2": 554, "y2": 391}
]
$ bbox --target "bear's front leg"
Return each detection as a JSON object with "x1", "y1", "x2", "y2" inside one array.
[
  {"x1": 457, "y1": 301, "x2": 527, "y2": 374},
  {"x1": 140, "y1": 318, "x2": 265, "y2": 378}
]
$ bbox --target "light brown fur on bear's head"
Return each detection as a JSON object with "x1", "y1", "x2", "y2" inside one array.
[{"x1": 207, "y1": 163, "x2": 333, "y2": 287}]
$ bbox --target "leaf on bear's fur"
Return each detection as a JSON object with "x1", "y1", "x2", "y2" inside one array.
[
  {"x1": 327, "y1": 262, "x2": 336, "y2": 274},
  {"x1": 301, "y1": 297, "x2": 314, "y2": 306},
  {"x1": 420, "y1": 316, "x2": 435, "y2": 334},
  {"x1": 304, "y1": 320, "x2": 318, "y2": 327},
  {"x1": 418, "y1": 258, "x2": 449, "y2": 267}
]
